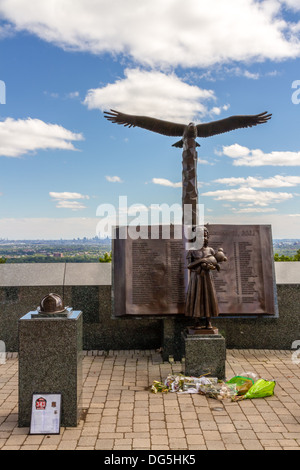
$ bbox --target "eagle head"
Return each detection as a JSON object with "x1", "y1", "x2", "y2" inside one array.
[{"x1": 186, "y1": 122, "x2": 197, "y2": 139}]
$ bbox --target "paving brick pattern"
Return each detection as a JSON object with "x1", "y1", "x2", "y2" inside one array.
[{"x1": 0, "y1": 349, "x2": 300, "y2": 450}]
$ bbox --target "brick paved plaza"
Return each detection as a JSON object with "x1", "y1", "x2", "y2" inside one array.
[{"x1": 0, "y1": 349, "x2": 299, "y2": 451}]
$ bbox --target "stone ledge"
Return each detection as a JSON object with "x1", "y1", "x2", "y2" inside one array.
[
  {"x1": 274, "y1": 262, "x2": 300, "y2": 285},
  {"x1": 0, "y1": 263, "x2": 111, "y2": 287},
  {"x1": 0, "y1": 262, "x2": 299, "y2": 287}
]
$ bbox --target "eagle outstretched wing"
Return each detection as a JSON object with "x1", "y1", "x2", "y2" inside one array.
[
  {"x1": 104, "y1": 109, "x2": 272, "y2": 139},
  {"x1": 196, "y1": 111, "x2": 272, "y2": 138},
  {"x1": 104, "y1": 109, "x2": 186, "y2": 137}
]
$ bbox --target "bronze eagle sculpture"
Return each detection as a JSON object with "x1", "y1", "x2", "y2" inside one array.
[{"x1": 104, "y1": 109, "x2": 272, "y2": 148}]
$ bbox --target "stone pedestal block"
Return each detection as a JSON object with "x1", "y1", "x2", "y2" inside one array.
[
  {"x1": 182, "y1": 330, "x2": 226, "y2": 379},
  {"x1": 18, "y1": 310, "x2": 83, "y2": 428}
]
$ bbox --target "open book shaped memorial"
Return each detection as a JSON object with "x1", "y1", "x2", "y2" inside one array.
[{"x1": 112, "y1": 224, "x2": 278, "y2": 318}]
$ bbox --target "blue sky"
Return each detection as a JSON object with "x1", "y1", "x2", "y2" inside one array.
[{"x1": 1, "y1": 0, "x2": 300, "y2": 239}]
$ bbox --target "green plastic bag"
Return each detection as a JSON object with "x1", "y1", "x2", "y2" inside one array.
[
  {"x1": 243, "y1": 379, "x2": 276, "y2": 400},
  {"x1": 226, "y1": 376, "x2": 255, "y2": 396}
]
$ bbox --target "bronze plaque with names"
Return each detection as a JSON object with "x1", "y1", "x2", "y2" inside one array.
[
  {"x1": 112, "y1": 224, "x2": 277, "y2": 317},
  {"x1": 112, "y1": 225, "x2": 187, "y2": 316},
  {"x1": 208, "y1": 224, "x2": 277, "y2": 316}
]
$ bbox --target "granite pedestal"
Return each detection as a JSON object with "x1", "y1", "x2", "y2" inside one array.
[
  {"x1": 182, "y1": 330, "x2": 226, "y2": 379},
  {"x1": 18, "y1": 310, "x2": 83, "y2": 428}
]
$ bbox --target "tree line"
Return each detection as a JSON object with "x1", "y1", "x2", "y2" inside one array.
[
  {"x1": 1, "y1": 249, "x2": 300, "y2": 264},
  {"x1": 274, "y1": 249, "x2": 300, "y2": 262}
]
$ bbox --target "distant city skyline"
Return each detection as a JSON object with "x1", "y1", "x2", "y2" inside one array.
[
  {"x1": 1, "y1": 1, "x2": 300, "y2": 239},
  {"x1": 1, "y1": 236, "x2": 300, "y2": 243}
]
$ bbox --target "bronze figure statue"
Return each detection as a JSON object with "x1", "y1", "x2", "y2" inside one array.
[{"x1": 185, "y1": 227, "x2": 227, "y2": 332}]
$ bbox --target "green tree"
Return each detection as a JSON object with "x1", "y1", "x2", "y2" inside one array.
[
  {"x1": 293, "y1": 249, "x2": 300, "y2": 261},
  {"x1": 99, "y1": 251, "x2": 112, "y2": 263},
  {"x1": 0, "y1": 257, "x2": 7, "y2": 264},
  {"x1": 274, "y1": 250, "x2": 300, "y2": 262}
]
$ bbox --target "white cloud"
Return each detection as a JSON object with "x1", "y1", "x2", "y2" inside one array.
[
  {"x1": 105, "y1": 176, "x2": 123, "y2": 183},
  {"x1": 67, "y1": 91, "x2": 79, "y2": 99},
  {"x1": 44, "y1": 91, "x2": 59, "y2": 99},
  {"x1": 0, "y1": 0, "x2": 299, "y2": 68},
  {"x1": 198, "y1": 156, "x2": 215, "y2": 165},
  {"x1": 152, "y1": 178, "x2": 182, "y2": 188},
  {"x1": 282, "y1": 0, "x2": 300, "y2": 11},
  {"x1": 55, "y1": 200, "x2": 87, "y2": 210},
  {"x1": 84, "y1": 68, "x2": 216, "y2": 122},
  {"x1": 221, "y1": 144, "x2": 300, "y2": 166},
  {"x1": 0, "y1": 21, "x2": 14, "y2": 38},
  {"x1": 210, "y1": 107, "x2": 222, "y2": 116},
  {"x1": 224, "y1": 67, "x2": 262, "y2": 80},
  {"x1": 207, "y1": 104, "x2": 231, "y2": 116},
  {"x1": 214, "y1": 175, "x2": 300, "y2": 188},
  {"x1": 223, "y1": 67, "x2": 262, "y2": 80},
  {"x1": 49, "y1": 192, "x2": 90, "y2": 200},
  {"x1": 44, "y1": 90, "x2": 80, "y2": 100},
  {"x1": 0, "y1": 118, "x2": 84, "y2": 157},
  {"x1": 49, "y1": 192, "x2": 89, "y2": 211},
  {"x1": 201, "y1": 187, "x2": 293, "y2": 206},
  {"x1": 219, "y1": 144, "x2": 251, "y2": 158},
  {"x1": 152, "y1": 177, "x2": 206, "y2": 187},
  {"x1": 243, "y1": 70, "x2": 260, "y2": 80},
  {"x1": 232, "y1": 207, "x2": 278, "y2": 213},
  {"x1": 187, "y1": 66, "x2": 277, "y2": 82}
]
